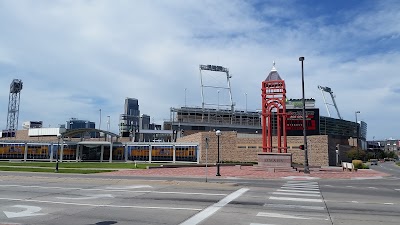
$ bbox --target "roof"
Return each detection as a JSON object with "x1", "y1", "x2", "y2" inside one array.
[
  {"x1": 60, "y1": 128, "x2": 120, "y2": 139},
  {"x1": 265, "y1": 61, "x2": 283, "y2": 81}
]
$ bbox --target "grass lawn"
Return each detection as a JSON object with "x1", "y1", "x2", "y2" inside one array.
[
  {"x1": 0, "y1": 166, "x2": 116, "y2": 174},
  {"x1": 0, "y1": 161, "x2": 160, "y2": 169}
]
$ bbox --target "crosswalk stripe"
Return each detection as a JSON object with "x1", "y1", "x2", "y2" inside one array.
[
  {"x1": 281, "y1": 186, "x2": 319, "y2": 191},
  {"x1": 249, "y1": 223, "x2": 277, "y2": 225},
  {"x1": 264, "y1": 203, "x2": 325, "y2": 210},
  {"x1": 272, "y1": 192, "x2": 321, "y2": 197},
  {"x1": 269, "y1": 196, "x2": 323, "y2": 202},
  {"x1": 283, "y1": 184, "x2": 319, "y2": 188},
  {"x1": 257, "y1": 212, "x2": 328, "y2": 220},
  {"x1": 286, "y1": 181, "x2": 318, "y2": 185},
  {"x1": 277, "y1": 189, "x2": 320, "y2": 194}
]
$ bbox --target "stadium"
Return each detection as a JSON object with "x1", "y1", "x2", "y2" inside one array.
[{"x1": 0, "y1": 64, "x2": 367, "y2": 166}]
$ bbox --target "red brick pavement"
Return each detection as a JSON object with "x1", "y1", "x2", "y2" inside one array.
[{"x1": 101, "y1": 166, "x2": 390, "y2": 180}]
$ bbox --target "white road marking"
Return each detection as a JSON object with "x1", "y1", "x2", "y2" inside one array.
[
  {"x1": 383, "y1": 203, "x2": 394, "y2": 205},
  {"x1": 346, "y1": 186, "x2": 354, "y2": 188},
  {"x1": 351, "y1": 176, "x2": 383, "y2": 180},
  {"x1": 56, "y1": 194, "x2": 114, "y2": 200},
  {"x1": 250, "y1": 223, "x2": 277, "y2": 225},
  {"x1": 286, "y1": 181, "x2": 318, "y2": 184},
  {"x1": 4, "y1": 205, "x2": 46, "y2": 218},
  {"x1": 282, "y1": 184, "x2": 319, "y2": 188},
  {"x1": 179, "y1": 188, "x2": 249, "y2": 225},
  {"x1": 281, "y1": 186, "x2": 319, "y2": 191},
  {"x1": 350, "y1": 201, "x2": 358, "y2": 203},
  {"x1": 264, "y1": 203, "x2": 325, "y2": 210},
  {"x1": 283, "y1": 176, "x2": 319, "y2": 180},
  {"x1": 324, "y1": 185, "x2": 333, "y2": 187},
  {"x1": 277, "y1": 189, "x2": 320, "y2": 194},
  {"x1": 272, "y1": 192, "x2": 320, "y2": 197},
  {"x1": 106, "y1": 185, "x2": 152, "y2": 189},
  {"x1": 0, "y1": 184, "x2": 225, "y2": 196},
  {"x1": 395, "y1": 189, "x2": 400, "y2": 191},
  {"x1": 0, "y1": 197, "x2": 201, "y2": 211},
  {"x1": 257, "y1": 212, "x2": 328, "y2": 220},
  {"x1": 286, "y1": 182, "x2": 318, "y2": 185},
  {"x1": 269, "y1": 196, "x2": 322, "y2": 202},
  {"x1": 367, "y1": 187, "x2": 377, "y2": 189}
]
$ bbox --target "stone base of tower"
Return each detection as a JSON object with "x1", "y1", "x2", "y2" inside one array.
[{"x1": 256, "y1": 152, "x2": 294, "y2": 172}]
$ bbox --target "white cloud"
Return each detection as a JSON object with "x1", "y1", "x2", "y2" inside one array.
[{"x1": 0, "y1": 0, "x2": 399, "y2": 140}]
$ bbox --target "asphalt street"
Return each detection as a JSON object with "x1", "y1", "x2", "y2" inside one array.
[{"x1": 0, "y1": 164, "x2": 399, "y2": 225}]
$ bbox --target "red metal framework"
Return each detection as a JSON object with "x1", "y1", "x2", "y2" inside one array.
[{"x1": 261, "y1": 64, "x2": 287, "y2": 153}]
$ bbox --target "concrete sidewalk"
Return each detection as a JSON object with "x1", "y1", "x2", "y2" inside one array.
[{"x1": 101, "y1": 165, "x2": 390, "y2": 180}]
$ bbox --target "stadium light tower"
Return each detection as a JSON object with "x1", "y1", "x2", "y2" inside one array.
[
  {"x1": 5, "y1": 79, "x2": 23, "y2": 137},
  {"x1": 199, "y1": 65, "x2": 234, "y2": 112}
]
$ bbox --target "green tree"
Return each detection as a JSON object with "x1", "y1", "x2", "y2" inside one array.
[{"x1": 346, "y1": 149, "x2": 366, "y2": 160}]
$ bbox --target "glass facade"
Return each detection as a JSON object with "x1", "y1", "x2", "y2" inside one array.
[{"x1": 0, "y1": 142, "x2": 199, "y2": 163}]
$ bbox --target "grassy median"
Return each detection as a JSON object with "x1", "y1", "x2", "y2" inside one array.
[{"x1": 0, "y1": 161, "x2": 161, "y2": 174}]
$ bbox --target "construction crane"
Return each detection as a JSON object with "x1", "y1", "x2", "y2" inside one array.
[{"x1": 318, "y1": 85, "x2": 342, "y2": 120}]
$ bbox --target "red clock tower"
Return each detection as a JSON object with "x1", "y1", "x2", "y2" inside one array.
[{"x1": 261, "y1": 62, "x2": 287, "y2": 153}]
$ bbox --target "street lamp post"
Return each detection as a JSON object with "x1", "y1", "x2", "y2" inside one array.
[
  {"x1": 56, "y1": 134, "x2": 61, "y2": 172},
  {"x1": 355, "y1": 111, "x2": 360, "y2": 158},
  {"x1": 184, "y1": 88, "x2": 187, "y2": 107},
  {"x1": 299, "y1": 56, "x2": 310, "y2": 174},
  {"x1": 245, "y1": 92, "x2": 247, "y2": 112},
  {"x1": 215, "y1": 130, "x2": 221, "y2": 176},
  {"x1": 217, "y1": 90, "x2": 220, "y2": 110}
]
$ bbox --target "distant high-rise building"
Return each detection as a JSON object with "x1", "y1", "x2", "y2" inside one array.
[
  {"x1": 124, "y1": 98, "x2": 139, "y2": 116},
  {"x1": 120, "y1": 98, "x2": 140, "y2": 138},
  {"x1": 66, "y1": 118, "x2": 96, "y2": 138},
  {"x1": 22, "y1": 121, "x2": 43, "y2": 129}
]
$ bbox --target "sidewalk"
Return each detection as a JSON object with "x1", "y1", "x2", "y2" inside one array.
[{"x1": 101, "y1": 165, "x2": 390, "y2": 180}]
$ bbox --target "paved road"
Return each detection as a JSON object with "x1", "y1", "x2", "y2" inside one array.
[{"x1": 0, "y1": 169, "x2": 399, "y2": 225}]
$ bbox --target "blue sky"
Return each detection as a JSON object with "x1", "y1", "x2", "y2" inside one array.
[{"x1": 0, "y1": 0, "x2": 399, "y2": 140}]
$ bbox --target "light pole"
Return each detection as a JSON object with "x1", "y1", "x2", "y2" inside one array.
[
  {"x1": 107, "y1": 115, "x2": 110, "y2": 131},
  {"x1": 299, "y1": 56, "x2": 310, "y2": 174},
  {"x1": 215, "y1": 130, "x2": 221, "y2": 176},
  {"x1": 184, "y1": 88, "x2": 187, "y2": 107},
  {"x1": 56, "y1": 134, "x2": 61, "y2": 172},
  {"x1": 245, "y1": 92, "x2": 247, "y2": 112},
  {"x1": 355, "y1": 111, "x2": 360, "y2": 158},
  {"x1": 217, "y1": 90, "x2": 220, "y2": 110}
]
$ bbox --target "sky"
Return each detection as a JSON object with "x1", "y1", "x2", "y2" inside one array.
[{"x1": 0, "y1": 0, "x2": 399, "y2": 140}]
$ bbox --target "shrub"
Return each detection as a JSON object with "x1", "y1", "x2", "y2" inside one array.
[
  {"x1": 352, "y1": 160, "x2": 363, "y2": 169},
  {"x1": 361, "y1": 164, "x2": 369, "y2": 169}
]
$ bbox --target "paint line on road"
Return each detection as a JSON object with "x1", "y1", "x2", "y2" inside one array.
[
  {"x1": 0, "y1": 184, "x2": 226, "y2": 196},
  {"x1": 250, "y1": 223, "x2": 277, "y2": 225},
  {"x1": 257, "y1": 212, "x2": 328, "y2": 220},
  {"x1": 277, "y1": 189, "x2": 320, "y2": 194},
  {"x1": 367, "y1": 187, "x2": 377, "y2": 189},
  {"x1": 351, "y1": 176, "x2": 383, "y2": 180},
  {"x1": 269, "y1": 196, "x2": 323, "y2": 202},
  {"x1": 324, "y1": 185, "x2": 333, "y2": 187},
  {"x1": 286, "y1": 181, "x2": 318, "y2": 184},
  {"x1": 383, "y1": 203, "x2": 394, "y2": 205},
  {"x1": 0, "y1": 197, "x2": 202, "y2": 211},
  {"x1": 179, "y1": 188, "x2": 249, "y2": 225},
  {"x1": 272, "y1": 192, "x2": 321, "y2": 197},
  {"x1": 264, "y1": 203, "x2": 325, "y2": 211},
  {"x1": 346, "y1": 186, "x2": 354, "y2": 188},
  {"x1": 280, "y1": 186, "x2": 319, "y2": 191}
]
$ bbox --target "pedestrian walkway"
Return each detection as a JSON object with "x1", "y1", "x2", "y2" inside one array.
[
  {"x1": 251, "y1": 180, "x2": 331, "y2": 224},
  {"x1": 102, "y1": 165, "x2": 390, "y2": 180}
]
